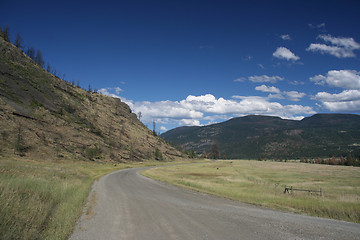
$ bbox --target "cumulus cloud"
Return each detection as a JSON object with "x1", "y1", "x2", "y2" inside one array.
[
  {"x1": 179, "y1": 119, "x2": 202, "y2": 126},
  {"x1": 314, "y1": 90, "x2": 360, "y2": 112},
  {"x1": 273, "y1": 47, "x2": 300, "y2": 61},
  {"x1": 310, "y1": 70, "x2": 360, "y2": 89},
  {"x1": 99, "y1": 88, "x2": 315, "y2": 126},
  {"x1": 255, "y1": 85, "x2": 281, "y2": 93},
  {"x1": 98, "y1": 87, "x2": 123, "y2": 98},
  {"x1": 255, "y1": 85, "x2": 306, "y2": 101},
  {"x1": 160, "y1": 126, "x2": 168, "y2": 131},
  {"x1": 314, "y1": 90, "x2": 360, "y2": 102},
  {"x1": 280, "y1": 34, "x2": 291, "y2": 40},
  {"x1": 284, "y1": 91, "x2": 306, "y2": 101},
  {"x1": 306, "y1": 35, "x2": 360, "y2": 58}
]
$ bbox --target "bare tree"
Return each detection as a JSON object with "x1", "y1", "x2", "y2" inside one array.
[
  {"x1": 153, "y1": 120, "x2": 157, "y2": 136},
  {"x1": 26, "y1": 46, "x2": 36, "y2": 60},
  {"x1": 210, "y1": 143, "x2": 220, "y2": 159},
  {"x1": 35, "y1": 49, "x2": 45, "y2": 67},
  {"x1": 15, "y1": 33, "x2": 24, "y2": 49},
  {"x1": 46, "y1": 62, "x2": 51, "y2": 73},
  {"x1": 137, "y1": 112, "x2": 142, "y2": 121}
]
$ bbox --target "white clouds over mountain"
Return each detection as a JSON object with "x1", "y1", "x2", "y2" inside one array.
[
  {"x1": 99, "y1": 89, "x2": 315, "y2": 126},
  {"x1": 314, "y1": 90, "x2": 360, "y2": 112},
  {"x1": 311, "y1": 70, "x2": 360, "y2": 112}
]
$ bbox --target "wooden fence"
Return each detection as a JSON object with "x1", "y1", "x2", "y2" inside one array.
[{"x1": 284, "y1": 185, "x2": 322, "y2": 196}]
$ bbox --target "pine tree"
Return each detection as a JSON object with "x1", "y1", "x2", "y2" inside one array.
[{"x1": 3, "y1": 24, "x2": 10, "y2": 42}]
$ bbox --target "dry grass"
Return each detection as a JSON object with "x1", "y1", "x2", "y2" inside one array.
[
  {"x1": 0, "y1": 157, "x2": 194, "y2": 240},
  {"x1": 143, "y1": 160, "x2": 360, "y2": 223}
]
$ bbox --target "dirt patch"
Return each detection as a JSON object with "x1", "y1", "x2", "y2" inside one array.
[
  {"x1": 86, "y1": 192, "x2": 98, "y2": 220},
  {"x1": 186, "y1": 172, "x2": 221, "y2": 177}
]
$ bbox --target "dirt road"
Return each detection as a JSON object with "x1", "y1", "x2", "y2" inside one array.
[{"x1": 70, "y1": 167, "x2": 360, "y2": 240}]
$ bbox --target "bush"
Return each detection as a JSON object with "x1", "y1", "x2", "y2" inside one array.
[{"x1": 154, "y1": 148, "x2": 163, "y2": 161}]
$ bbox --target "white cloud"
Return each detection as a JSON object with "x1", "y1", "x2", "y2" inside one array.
[
  {"x1": 255, "y1": 85, "x2": 305, "y2": 101},
  {"x1": 99, "y1": 88, "x2": 315, "y2": 127},
  {"x1": 114, "y1": 87, "x2": 123, "y2": 94},
  {"x1": 255, "y1": 85, "x2": 281, "y2": 93},
  {"x1": 179, "y1": 119, "x2": 202, "y2": 126},
  {"x1": 321, "y1": 101, "x2": 360, "y2": 112},
  {"x1": 308, "y1": 23, "x2": 326, "y2": 29},
  {"x1": 248, "y1": 75, "x2": 284, "y2": 83},
  {"x1": 310, "y1": 70, "x2": 360, "y2": 89},
  {"x1": 289, "y1": 80, "x2": 305, "y2": 85},
  {"x1": 135, "y1": 94, "x2": 315, "y2": 125},
  {"x1": 306, "y1": 35, "x2": 360, "y2": 58},
  {"x1": 98, "y1": 87, "x2": 123, "y2": 98},
  {"x1": 160, "y1": 126, "x2": 168, "y2": 131},
  {"x1": 314, "y1": 90, "x2": 360, "y2": 102},
  {"x1": 280, "y1": 34, "x2": 291, "y2": 40},
  {"x1": 284, "y1": 91, "x2": 306, "y2": 101},
  {"x1": 233, "y1": 77, "x2": 247, "y2": 82},
  {"x1": 273, "y1": 47, "x2": 300, "y2": 61},
  {"x1": 319, "y1": 35, "x2": 360, "y2": 49},
  {"x1": 314, "y1": 90, "x2": 360, "y2": 112}
]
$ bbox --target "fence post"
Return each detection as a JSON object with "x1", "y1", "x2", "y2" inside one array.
[{"x1": 320, "y1": 188, "x2": 322, "y2": 197}]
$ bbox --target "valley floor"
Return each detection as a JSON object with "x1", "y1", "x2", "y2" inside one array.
[{"x1": 143, "y1": 160, "x2": 360, "y2": 223}]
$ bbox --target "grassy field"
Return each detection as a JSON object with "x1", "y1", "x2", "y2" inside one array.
[
  {"x1": 142, "y1": 160, "x2": 360, "y2": 223},
  {"x1": 0, "y1": 157, "x2": 193, "y2": 240}
]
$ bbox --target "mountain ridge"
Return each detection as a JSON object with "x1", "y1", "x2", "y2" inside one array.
[{"x1": 161, "y1": 114, "x2": 360, "y2": 159}]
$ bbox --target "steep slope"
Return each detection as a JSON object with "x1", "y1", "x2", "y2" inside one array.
[
  {"x1": 161, "y1": 114, "x2": 360, "y2": 159},
  {"x1": 0, "y1": 34, "x2": 182, "y2": 161}
]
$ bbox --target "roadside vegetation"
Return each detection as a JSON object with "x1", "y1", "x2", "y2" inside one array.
[
  {"x1": 0, "y1": 157, "x2": 191, "y2": 240},
  {"x1": 143, "y1": 160, "x2": 360, "y2": 223}
]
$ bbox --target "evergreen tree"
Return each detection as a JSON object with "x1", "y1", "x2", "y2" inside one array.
[
  {"x1": 210, "y1": 143, "x2": 220, "y2": 159},
  {"x1": 3, "y1": 24, "x2": 10, "y2": 42}
]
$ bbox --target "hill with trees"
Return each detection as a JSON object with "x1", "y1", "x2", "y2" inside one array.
[
  {"x1": 161, "y1": 114, "x2": 360, "y2": 160},
  {"x1": 0, "y1": 29, "x2": 182, "y2": 162}
]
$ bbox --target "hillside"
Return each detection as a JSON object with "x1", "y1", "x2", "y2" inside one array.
[
  {"x1": 161, "y1": 114, "x2": 360, "y2": 159},
  {"x1": 0, "y1": 33, "x2": 182, "y2": 162}
]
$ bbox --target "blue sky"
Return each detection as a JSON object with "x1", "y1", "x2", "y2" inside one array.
[{"x1": 2, "y1": 0, "x2": 360, "y2": 132}]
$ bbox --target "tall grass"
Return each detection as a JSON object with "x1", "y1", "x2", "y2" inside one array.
[
  {"x1": 0, "y1": 158, "x2": 142, "y2": 240},
  {"x1": 143, "y1": 160, "x2": 360, "y2": 223}
]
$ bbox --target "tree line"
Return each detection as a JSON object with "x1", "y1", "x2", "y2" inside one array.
[{"x1": 0, "y1": 24, "x2": 96, "y2": 92}]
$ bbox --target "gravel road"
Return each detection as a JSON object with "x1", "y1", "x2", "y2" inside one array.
[{"x1": 69, "y1": 167, "x2": 360, "y2": 240}]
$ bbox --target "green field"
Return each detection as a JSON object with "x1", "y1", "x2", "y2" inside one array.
[
  {"x1": 143, "y1": 160, "x2": 360, "y2": 223},
  {"x1": 0, "y1": 157, "x2": 189, "y2": 240}
]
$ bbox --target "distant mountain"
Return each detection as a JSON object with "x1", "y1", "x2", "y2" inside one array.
[
  {"x1": 161, "y1": 114, "x2": 360, "y2": 159},
  {"x1": 0, "y1": 33, "x2": 182, "y2": 161}
]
